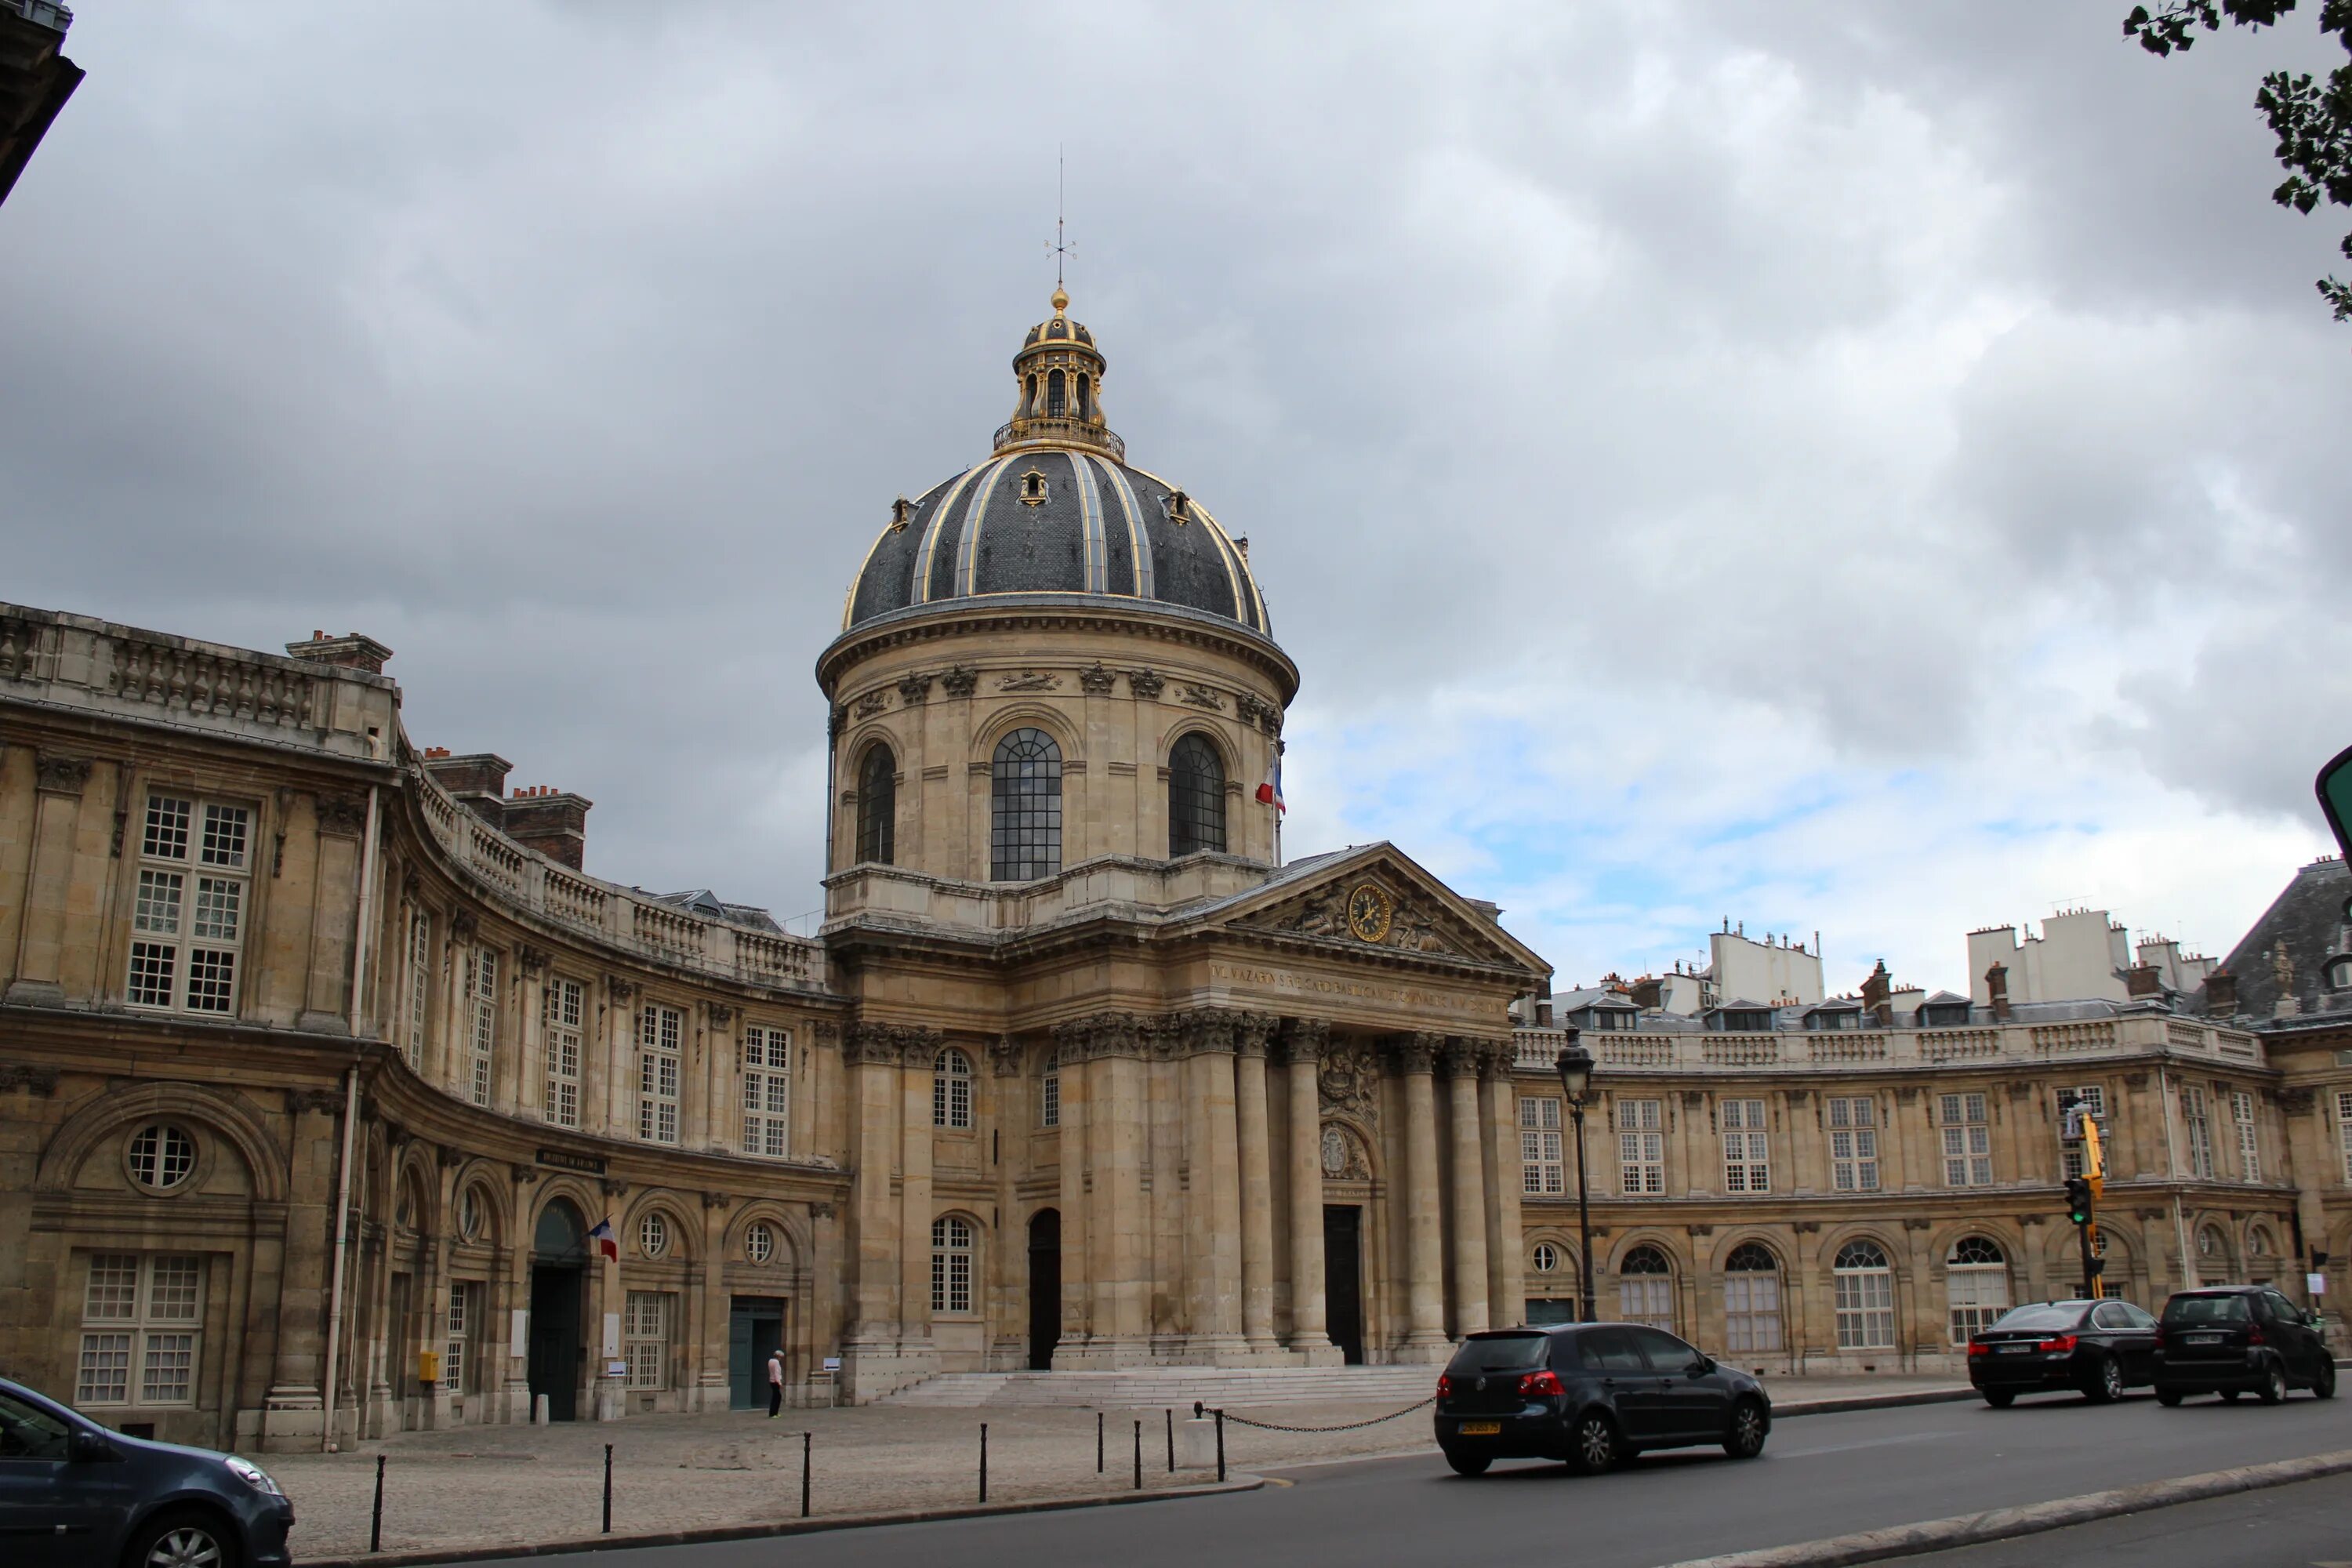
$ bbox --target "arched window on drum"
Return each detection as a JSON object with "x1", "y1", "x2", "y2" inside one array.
[{"x1": 1167, "y1": 734, "x2": 1226, "y2": 858}]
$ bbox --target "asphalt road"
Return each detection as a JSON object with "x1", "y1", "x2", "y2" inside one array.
[
  {"x1": 434, "y1": 1391, "x2": 2352, "y2": 1568},
  {"x1": 1887, "y1": 1468, "x2": 2352, "y2": 1566}
]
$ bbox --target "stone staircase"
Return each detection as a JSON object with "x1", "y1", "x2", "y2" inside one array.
[{"x1": 880, "y1": 1365, "x2": 1439, "y2": 1410}]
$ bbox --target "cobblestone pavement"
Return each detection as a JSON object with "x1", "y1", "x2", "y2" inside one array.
[{"x1": 267, "y1": 1376, "x2": 1967, "y2": 1560}]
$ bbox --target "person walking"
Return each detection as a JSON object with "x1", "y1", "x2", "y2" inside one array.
[{"x1": 766, "y1": 1348, "x2": 786, "y2": 1417}]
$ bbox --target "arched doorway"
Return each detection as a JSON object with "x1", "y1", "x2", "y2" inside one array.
[
  {"x1": 530, "y1": 1198, "x2": 587, "y2": 1421},
  {"x1": 1027, "y1": 1208, "x2": 1061, "y2": 1370}
]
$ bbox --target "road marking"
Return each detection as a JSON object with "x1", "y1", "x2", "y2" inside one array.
[
  {"x1": 1780, "y1": 1429, "x2": 1962, "y2": 1459},
  {"x1": 1262, "y1": 1476, "x2": 1295, "y2": 1488}
]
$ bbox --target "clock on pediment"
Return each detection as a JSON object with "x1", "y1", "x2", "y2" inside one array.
[{"x1": 1346, "y1": 883, "x2": 1393, "y2": 944}]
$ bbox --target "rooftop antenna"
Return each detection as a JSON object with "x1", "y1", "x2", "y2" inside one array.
[{"x1": 1047, "y1": 145, "x2": 1075, "y2": 289}]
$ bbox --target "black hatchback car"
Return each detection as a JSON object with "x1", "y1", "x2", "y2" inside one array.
[
  {"x1": 1433, "y1": 1323, "x2": 1770, "y2": 1475},
  {"x1": 0, "y1": 1374, "x2": 295, "y2": 1568},
  {"x1": 2153, "y1": 1285, "x2": 2337, "y2": 1405},
  {"x1": 1966, "y1": 1298, "x2": 2161, "y2": 1406}
]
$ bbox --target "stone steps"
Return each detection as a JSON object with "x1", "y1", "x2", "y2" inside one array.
[{"x1": 881, "y1": 1366, "x2": 1440, "y2": 1409}]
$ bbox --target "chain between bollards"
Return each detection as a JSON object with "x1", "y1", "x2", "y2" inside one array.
[
  {"x1": 368, "y1": 1454, "x2": 384, "y2": 1553},
  {"x1": 978, "y1": 1421, "x2": 989, "y2": 1504},
  {"x1": 601, "y1": 1443, "x2": 612, "y2": 1534},
  {"x1": 800, "y1": 1430, "x2": 811, "y2": 1519},
  {"x1": 1132, "y1": 1417, "x2": 1142, "y2": 1490}
]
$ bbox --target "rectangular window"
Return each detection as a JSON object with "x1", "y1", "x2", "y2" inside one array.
[
  {"x1": 1617, "y1": 1098, "x2": 1664, "y2": 1196},
  {"x1": 466, "y1": 949, "x2": 499, "y2": 1109},
  {"x1": 1721, "y1": 1098, "x2": 1769, "y2": 1193},
  {"x1": 1828, "y1": 1096, "x2": 1879, "y2": 1192},
  {"x1": 1040, "y1": 1054, "x2": 1061, "y2": 1129},
  {"x1": 405, "y1": 908, "x2": 432, "y2": 1070},
  {"x1": 1939, "y1": 1092, "x2": 1993, "y2": 1188},
  {"x1": 2181, "y1": 1084, "x2": 2215, "y2": 1180},
  {"x1": 445, "y1": 1281, "x2": 480, "y2": 1396},
  {"x1": 639, "y1": 1004, "x2": 682, "y2": 1144},
  {"x1": 2339, "y1": 1091, "x2": 2352, "y2": 1185},
  {"x1": 1520, "y1": 1096, "x2": 1564, "y2": 1196},
  {"x1": 1835, "y1": 1266, "x2": 1895, "y2": 1349},
  {"x1": 2056, "y1": 1085, "x2": 2107, "y2": 1180},
  {"x1": 742, "y1": 1025, "x2": 791, "y2": 1158},
  {"x1": 623, "y1": 1291, "x2": 670, "y2": 1389},
  {"x1": 77, "y1": 1253, "x2": 202, "y2": 1407},
  {"x1": 125, "y1": 793, "x2": 249, "y2": 1016},
  {"x1": 2232, "y1": 1090, "x2": 2259, "y2": 1183},
  {"x1": 545, "y1": 978, "x2": 583, "y2": 1129}
]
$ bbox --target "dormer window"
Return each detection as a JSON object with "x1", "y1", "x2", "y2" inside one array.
[
  {"x1": 1020, "y1": 470, "x2": 1048, "y2": 507},
  {"x1": 1167, "y1": 489, "x2": 1190, "y2": 525},
  {"x1": 1584, "y1": 1007, "x2": 1636, "y2": 1032},
  {"x1": 889, "y1": 496, "x2": 913, "y2": 531},
  {"x1": 1713, "y1": 1007, "x2": 1774, "y2": 1033}
]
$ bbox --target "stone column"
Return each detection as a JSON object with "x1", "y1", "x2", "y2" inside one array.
[
  {"x1": 1181, "y1": 1012, "x2": 1246, "y2": 1362},
  {"x1": 259, "y1": 1093, "x2": 343, "y2": 1450},
  {"x1": 1479, "y1": 1044, "x2": 1525, "y2": 1329},
  {"x1": 1442, "y1": 1041, "x2": 1490, "y2": 1338},
  {"x1": 1233, "y1": 1013, "x2": 1280, "y2": 1356},
  {"x1": 1279, "y1": 1021, "x2": 1340, "y2": 1363},
  {"x1": 695, "y1": 1194, "x2": 731, "y2": 1412},
  {"x1": 1085, "y1": 1014, "x2": 1148, "y2": 1365},
  {"x1": 5, "y1": 753, "x2": 91, "y2": 1004},
  {"x1": 1395, "y1": 1033, "x2": 1450, "y2": 1360},
  {"x1": 1049, "y1": 1019, "x2": 1093, "y2": 1366},
  {"x1": 896, "y1": 1029, "x2": 943, "y2": 1363},
  {"x1": 840, "y1": 1024, "x2": 905, "y2": 1397},
  {"x1": 987, "y1": 1035, "x2": 1025, "y2": 1370}
]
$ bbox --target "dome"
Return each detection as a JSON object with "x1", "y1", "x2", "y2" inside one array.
[{"x1": 839, "y1": 289, "x2": 1272, "y2": 638}]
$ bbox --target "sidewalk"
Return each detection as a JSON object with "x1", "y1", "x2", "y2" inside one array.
[{"x1": 274, "y1": 1374, "x2": 1967, "y2": 1563}]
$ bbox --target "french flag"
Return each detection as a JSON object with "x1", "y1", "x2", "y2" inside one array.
[
  {"x1": 1256, "y1": 752, "x2": 1285, "y2": 814},
  {"x1": 587, "y1": 1217, "x2": 619, "y2": 1262}
]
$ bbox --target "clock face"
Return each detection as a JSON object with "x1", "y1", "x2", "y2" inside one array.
[{"x1": 1346, "y1": 882, "x2": 1393, "y2": 943}]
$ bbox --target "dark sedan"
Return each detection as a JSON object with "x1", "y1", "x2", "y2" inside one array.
[
  {"x1": 2154, "y1": 1285, "x2": 2337, "y2": 1405},
  {"x1": 1433, "y1": 1322, "x2": 1770, "y2": 1475},
  {"x1": 0, "y1": 1374, "x2": 294, "y2": 1568},
  {"x1": 1966, "y1": 1298, "x2": 2160, "y2": 1406}
]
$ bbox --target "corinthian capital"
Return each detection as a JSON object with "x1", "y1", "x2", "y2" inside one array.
[{"x1": 1391, "y1": 1031, "x2": 1444, "y2": 1075}]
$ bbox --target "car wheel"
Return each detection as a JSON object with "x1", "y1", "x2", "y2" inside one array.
[
  {"x1": 1983, "y1": 1389, "x2": 2016, "y2": 1409},
  {"x1": 2155, "y1": 1388, "x2": 2184, "y2": 1407},
  {"x1": 1722, "y1": 1396, "x2": 1769, "y2": 1458},
  {"x1": 1443, "y1": 1447, "x2": 1491, "y2": 1477},
  {"x1": 125, "y1": 1508, "x2": 241, "y2": 1568},
  {"x1": 2085, "y1": 1357, "x2": 2124, "y2": 1404},
  {"x1": 2257, "y1": 1363, "x2": 2288, "y2": 1406},
  {"x1": 2314, "y1": 1360, "x2": 2337, "y2": 1401},
  {"x1": 1566, "y1": 1410, "x2": 1621, "y2": 1475}
]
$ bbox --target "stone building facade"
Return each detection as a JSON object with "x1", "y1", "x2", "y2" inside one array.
[{"x1": 4, "y1": 292, "x2": 2351, "y2": 1454}]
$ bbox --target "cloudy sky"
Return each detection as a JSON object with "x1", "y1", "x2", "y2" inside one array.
[{"x1": 7, "y1": 2, "x2": 2347, "y2": 994}]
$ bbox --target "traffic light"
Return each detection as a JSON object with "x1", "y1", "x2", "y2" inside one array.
[{"x1": 2064, "y1": 1175, "x2": 2093, "y2": 1228}]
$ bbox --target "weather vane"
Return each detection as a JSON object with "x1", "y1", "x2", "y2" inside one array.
[{"x1": 1047, "y1": 146, "x2": 1074, "y2": 289}]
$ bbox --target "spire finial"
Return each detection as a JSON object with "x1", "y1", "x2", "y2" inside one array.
[{"x1": 1046, "y1": 144, "x2": 1075, "y2": 296}]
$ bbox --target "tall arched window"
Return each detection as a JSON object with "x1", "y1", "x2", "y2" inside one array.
[
  {"x1": 1834, "y1": 1240, "x2": 1895, "y2": 1349},
  {"x1": 991, "y1": 728, "x2": 1062, "y2": 881},
  {"x1": 856, "y1": 744, "x2": 895, "y2": 866},
  {"x1": 1076, "y1": 373, "x2": 1092, "y2": 419},
  {"x1": 933, "y1": 1047, "x2": 973, "y2": 1129},
  {"x1": 931, "y1": 1214, "x2": 975, "y2": 1313},
  {"x1": 1945, "y1": 1236, "x2": 2009, "y2": 1344},
  {"x1": 1616, "y1": 1244, "x2": 1675, "y2": 1330},
  {"x1": 1722, "y1": 1242, "x2": 1783, "y2": 1353},
  {"x1": 1047, "y1": 368, "x2": 1066, "y2": 416},
  {"x1": 1168, "y1": 733, "x2": 1226, "y2": 857}
]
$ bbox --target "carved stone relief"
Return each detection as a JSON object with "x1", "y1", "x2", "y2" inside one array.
[
  {"x1": 1176, "y1": 682, "x2": 1223, "y2": 710},
  {"x1": 999, "y1": 670, "x2": 1059, "y2": 692},
  {"x1": 897, "y1": 672, "x2": 934, "y2": 705},
  {"x1": 941, "y1": 666, "x2": 978, "y2": 698},
  {"x1": 1078, "y1": 662, "x2": 1116, "y2": 695},
  {"x1": 1126, "y1": 668, "x2": 1166, "y2": 699},
  {"x1": 1317, "y1": 1037, "x2": 1380, "y2": 1127}
]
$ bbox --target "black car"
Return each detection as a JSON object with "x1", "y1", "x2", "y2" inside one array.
[
  {"x1": 1965, "y1": 1298, "x2": 2161, "y2": 1406},
  {"x1": 1433, "y1": 1322, "x2": 1771, "y2": 1476},
  {"x1": 0, "y1": 1374, "x2": 294, "y2": 1568},
  {"x1": 2153, "y1": 1285, "x2": 2337, "y2": 1405}
]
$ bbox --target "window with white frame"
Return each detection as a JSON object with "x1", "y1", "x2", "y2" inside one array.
[
  {"x1": 125, "y1": 1123, "x2": 197, "y2": 1192},
  {"x1": 404, "y1": 907, "x2": 431, "y2": 1070},
  {"x1": 1530, "y1": 1241, "x2": 1563, "y2": 1275},
  {"x1": 1617, "y1": 1098, "x2": 1664, "y2": 1196},
  {"x1": 445, "y1": 1280, "x2": 480, "y2": 1396},
  {"x1": 2339, "y1": 1091, "x2": 2352, "y2": 1185},
  {"x1": 743, "y1": 1025, "x2": 791, "y2": 1158},
  {"x1": 1828, "y1": 1096, "x2": 1878, "y2": 1192},
  {"x1": 623, "y1": 1291, "x2": 670, "y2": 1389},
  {"x1": 544, "y1": 978, "x2": 583, "y2": 1129},
  {"x1": 465, "y1": 948, "x2": 498, "y2": 1109},
  {"x1": 1615, "y1": 1244, "x2": 1675, "y2": 1329},
  {"x1": 1521, "y1": 1096, "x2": 1564, "y2": 1196},
  {"x1": 1945, "y1": 1236, "x2": 2010, "y2": 1345},
  {"x1": 1040, "y1": 1047, "x2": 1061, "y2": 1129},
  {"x1": 2231, "y1": 1091, "x2": 2259, "y2": 1182},
  {"x1": 2181, "y1": 1084, "x2": 2216, "y2": 1179},
  {"x1": 125, "y1": 793, "x2": 251, "y2": 1016},
  {"x1": 2057, "y1": 1085, "x2": 2107, "y2": 1180},
  {"x1": 77, "y1": 1254, "x2": 203, "y2": 1407},
  {"x1": 638, "y1": 1004, "x2": 682, "y2": 1144},
  {"x1": 1722, "y1": 1098, "x2": 1769, "y2": 1192},
  {"x1": 1939, "y1": 1092, "x2": 1993, "y2": 1188},
  {"x1": 931, "y1": 1215, "x2": 975, "y2": 1313},
  {"x1": 1722, "y1": 1242, "x2": 1783, "y2": 1353},
  {"x1": 1833, "y1": 1240, "x2": 1896, "y2": 1349},
  {"x1": 933, "y1": 1048, "x2": 973, "y2": 1130}
]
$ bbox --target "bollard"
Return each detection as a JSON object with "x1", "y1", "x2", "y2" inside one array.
[
  {"x1": 1097, "y1": 1410, "x2": 1104, "y2": 1474},
  {"x1": 369, "y1": 1454, "x2": 385, "y2": 1553},
  {"x1": 1215, "y1": 1408, "x2": 1225, "y2": 1483},
  {"x1": 801, "y1": 1430, "x2": 811, "y2": 1519},
  {"x1": 601, "y1": 1443, "x2": 612, "y2": 1534},
  {"x1": 979, "y1": 1422, "x2": 989, "y2": 1504},
  {"x1": 1165, "y1": 1408, "x2": 1174, "y2": 1472},
  {"x1": 1133, "y1": 1417, "x2": 1142, "y2": 1490}
]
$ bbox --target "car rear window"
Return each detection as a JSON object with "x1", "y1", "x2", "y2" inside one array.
[
  {"x1": 1989, "y1": 1304, "x2": 2089, "y2": 1332},
  {"x1": 2163, "y1": 1294, "x2": 2252, "y2": 1326},
  {"x1": 1447, "y1": 1334, "x2": 1550, "y2": 1374}
]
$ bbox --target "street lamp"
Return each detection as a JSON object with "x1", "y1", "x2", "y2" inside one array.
[{"x1": 1554, "y1": 1028, "x2": 1597, "y2": 1324}]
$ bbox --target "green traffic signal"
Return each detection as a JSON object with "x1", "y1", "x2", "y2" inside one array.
[{"x1": 2063, "y1": 1175, "x2": 2093, "y2": 1227}]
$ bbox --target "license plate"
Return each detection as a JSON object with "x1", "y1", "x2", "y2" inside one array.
[
  {"x1": 2185, "y1": 1334, "x2": 2222, "y2": 1345},
  {"x1": 1457, "y1": 1421, "x2": 1501, "y2": 1436},
  {"x1": 1998, "y1": 1344, "x2": 2033, "y2": 1354}
]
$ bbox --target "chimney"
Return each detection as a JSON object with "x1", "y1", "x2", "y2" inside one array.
[
  {"x1": 1631, "y1": 976, "x2": 1663, "y2": 1011},
  {"x1": 503, "y1": 788, "x2": 593, "y2": 870},
  {"x1": 1860, "y1": 960, "x2": 1893, "y2": 1027},
  {"x1": 1985, "y1": 961, "x2": 2012, "y2": 1023},
  {"x1": 2203, "y1": 967, "x2": 2238, "y2": 1018},
  {"x1": 285, "y1": 630, "x2": 394, "y2": 675},
  {"x1": 2125, "y1": 963, "x2": 2165, "y2": 1000},
  {"x1": 422, "y1": 752, "x2": 513, "y2": 829}
]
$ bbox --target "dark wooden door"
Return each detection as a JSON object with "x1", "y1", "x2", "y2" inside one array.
[
  {"x1": 1323, "y1": 1206, "x2": 1364, "y2": 1365},
  {"x1": 528, "y1": 1266, "x2": 581, "y2": 1421},
  {"x1": 1028, "y1": 1208, "x2": 1062, "y2": 1370}
]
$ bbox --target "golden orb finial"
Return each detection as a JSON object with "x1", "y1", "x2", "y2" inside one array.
[{"x1": 1051, "y1": 285, "x2": 1069, "y2": 314}]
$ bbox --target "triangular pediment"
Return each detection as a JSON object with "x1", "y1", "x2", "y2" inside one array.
[{"x1": 1181, "y1": 843, "x2": 1548, "y2": 977}]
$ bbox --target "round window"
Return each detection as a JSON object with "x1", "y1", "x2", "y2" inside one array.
[
  {"x1": 1532, "y1": 1242, "x2": 1560, "y2": 1274},
  {"x1": 125, "y1": 1124, "x2": 197, "y2": 1192},
  {"x1": 746, "y1": 1221, "x2": 775, "y2": 1265},
  {"x1": 641, "y1": 1212, "x2": 669, "y2": 1259},
  {"x1": 459, "y1": 1188, "x2": 484, "y2": 1242}
]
